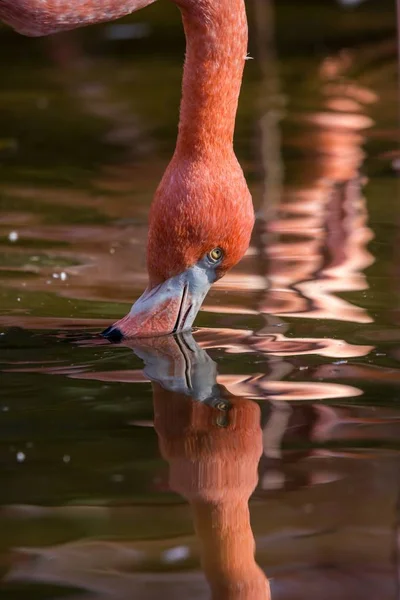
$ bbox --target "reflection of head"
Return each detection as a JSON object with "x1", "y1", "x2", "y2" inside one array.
[{"x1": 129, "y1": 332, "x2": 220, "y2": 404}]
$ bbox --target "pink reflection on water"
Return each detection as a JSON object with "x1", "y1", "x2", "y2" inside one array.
[
  {"x1": 196, "y1": 327, "x2": 372, "y2": 358},
  {"x1": 260, "y1": 69, "x2": 376, "y2": 324},
  {"x1": 218, "y1": 375, "x2": 362, "y2": 401}
]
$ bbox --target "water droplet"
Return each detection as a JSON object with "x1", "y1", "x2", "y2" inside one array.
[
  {"x1": 16, "y1": 452, "x2": 26, "y2": 463},
  {"x1": 63, "y1": 455, "x2": 71, "y2": 463},
  {"x1": 60, "y1": 272, "x2": 68, "y2": 281},
  {"x1": 337, "y1": 0, "x2": 366, "y2": 5},
  {"x1": 162, "y1": 546, "x2": 190, "y2": 563},
  {"x1": 8, "y1": 231, "x2": 18, "y2": 242}
]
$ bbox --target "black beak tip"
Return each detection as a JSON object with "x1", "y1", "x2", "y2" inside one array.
[{"x1": 101, "y1": 325, "x2": 124, "y2": 343}]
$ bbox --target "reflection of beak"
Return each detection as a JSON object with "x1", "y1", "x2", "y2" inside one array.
[
  {"x1": 124, "y1": 332, "x2": 220, "y2": 403},
  {"x1": 102, "y1": 265, "x2": 212, "y2": 341}
]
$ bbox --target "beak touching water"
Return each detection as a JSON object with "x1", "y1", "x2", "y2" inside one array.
[{"x1": 101, "y1": 263, "x2": 213, "y2": 341}]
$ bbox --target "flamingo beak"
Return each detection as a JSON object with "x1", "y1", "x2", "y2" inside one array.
[{"x1": 101, "y1": 264, "x2": 213, "y2": 341}]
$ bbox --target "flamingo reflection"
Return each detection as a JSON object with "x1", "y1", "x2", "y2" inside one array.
[
  {"x1": 3, "y1": 333, "x2": 270, "y2": 599},
  {"x1": 141, "y1": 334, "x2": 271, "y2": 599}
]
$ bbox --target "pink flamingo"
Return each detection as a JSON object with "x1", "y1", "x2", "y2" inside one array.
[{"x1": 0, "y1": 0, "x2": 254, "y2": 339}]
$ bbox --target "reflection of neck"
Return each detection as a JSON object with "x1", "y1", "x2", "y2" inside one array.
[
  {"x1": 153, "y1": 384, "x2": 270, "y2": 600},
  {"x1": 192, "y1": 500, "x2": 268, "y2": 599},
  {"x1": 174, "y1": 0, "x2": 248, "y2": 157}
]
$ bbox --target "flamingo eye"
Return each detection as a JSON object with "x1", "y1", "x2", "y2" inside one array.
[{"x1": 207, "y1": 247, "x2": 223, "y2": 263}]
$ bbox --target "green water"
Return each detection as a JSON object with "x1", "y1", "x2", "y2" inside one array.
[{"x1": 0, "y1": 0, "x2": 400, "y2": 598}]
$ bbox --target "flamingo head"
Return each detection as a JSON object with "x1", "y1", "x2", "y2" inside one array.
[{"x1": 102, "y1": 158, "x2": 254, "y2": 340}]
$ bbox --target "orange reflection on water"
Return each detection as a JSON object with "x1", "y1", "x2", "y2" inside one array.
[
  {"x1": 260, "y1": 64, "x2": 375, "y2": 324},
  {"x1": 195, "y1": 326, "x2": 372, "y2": 358},
  {"x1": 218, "y1": 375, "x2": 362, "y2": 402}
]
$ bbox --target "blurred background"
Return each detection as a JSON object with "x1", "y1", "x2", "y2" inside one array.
[{"x1": 0, "y1": 0, "x2": 400, "y2": 598}]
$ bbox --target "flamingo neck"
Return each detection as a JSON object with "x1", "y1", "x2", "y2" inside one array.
[{"x1": 174, "y1": 0, "x2": 248, "y2": 158}]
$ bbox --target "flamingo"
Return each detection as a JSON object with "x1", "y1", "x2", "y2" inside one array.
[{"x1": 0, "y1": 0, "x2": 254, "y2": 340}]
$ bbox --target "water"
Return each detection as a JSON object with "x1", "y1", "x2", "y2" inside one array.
[{"x1": 0, "y1": 0, "x2": 400, "y2": 598}]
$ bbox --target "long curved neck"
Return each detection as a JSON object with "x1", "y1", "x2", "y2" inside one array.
[{"x1": 174, "y1": 0, "x2": 248, "y2": 157}]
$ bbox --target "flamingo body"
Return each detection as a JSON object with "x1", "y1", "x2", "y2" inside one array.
[{"x1": 0, "y1": 0, "x2": 157, "y2": 36}]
